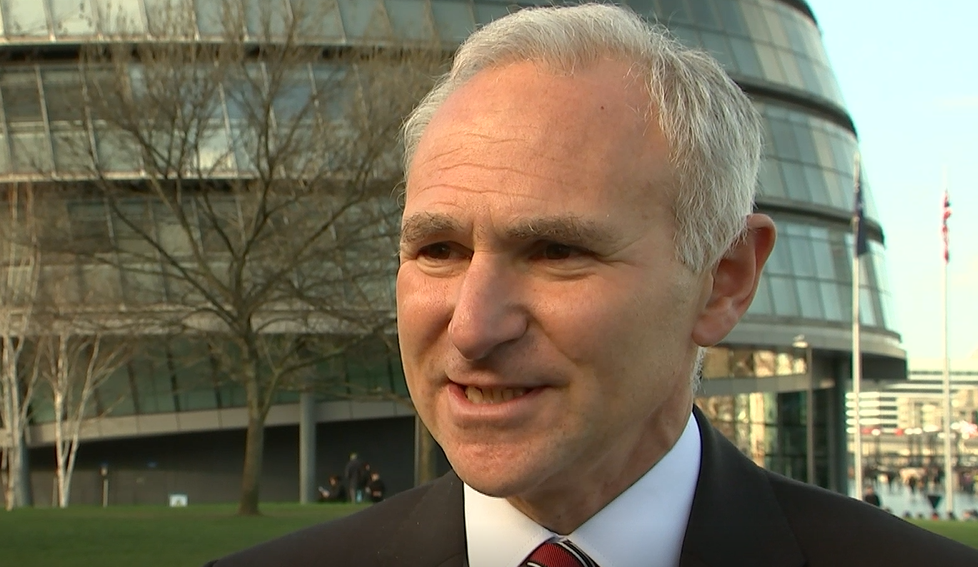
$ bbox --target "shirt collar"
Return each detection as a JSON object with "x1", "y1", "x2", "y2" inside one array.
[{"x1": 464, "y1": 411, "x2": 701, "y2": 567}]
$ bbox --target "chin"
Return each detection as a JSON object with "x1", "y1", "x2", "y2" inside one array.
[{"x1": 447, "y1": 445, "x2": 543, "y2": 498}]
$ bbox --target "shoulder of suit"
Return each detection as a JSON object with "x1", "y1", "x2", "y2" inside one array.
[
  {"x1": 203, "y1": 481, "x2": 440, "y2": 567},
  {"x1": 764, "y1": 473, "x2": 978, "y2": 566}
]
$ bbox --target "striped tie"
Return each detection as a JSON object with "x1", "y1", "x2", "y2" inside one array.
[{"x1": 520, "y1": 539, "x2": 600, "y2": 567}]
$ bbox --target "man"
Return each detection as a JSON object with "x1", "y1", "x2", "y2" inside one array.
[
  {"x1": 206, "y1": 4, "x2": 978, "y2": 566},
  {"x1": 366, "y1": 471, "x2": 386, "y2": 503},
  {"x1": 343, "y1": 452, "x2": 366, "y2": 503}
]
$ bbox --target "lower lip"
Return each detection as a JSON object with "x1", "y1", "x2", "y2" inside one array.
[{"x1": 446, "y1": 382, "x2": 546, "y2": 422}]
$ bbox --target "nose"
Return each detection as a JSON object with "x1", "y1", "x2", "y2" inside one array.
[{"x1": 448, "y1": 255, "x2": 527, "y2": 361}]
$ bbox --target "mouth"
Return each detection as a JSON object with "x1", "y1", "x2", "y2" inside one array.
[{"x1": 461, "y1": 385, "x2": 534, "y2": 404}]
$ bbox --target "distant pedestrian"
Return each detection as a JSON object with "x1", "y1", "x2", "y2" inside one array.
[
  {"x1": 366, "y1": 471, "x2": 386, "y2": 503},
  {"x1": 863, "y1": 486, "x2": 882, "y2": 508},
  {"x1": 344, "y1": 452, "x2": 366, "y2": 503}
]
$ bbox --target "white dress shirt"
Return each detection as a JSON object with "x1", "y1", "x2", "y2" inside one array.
[{"x1": 464, "y1": 412, "x2": 701, "y2": 567}]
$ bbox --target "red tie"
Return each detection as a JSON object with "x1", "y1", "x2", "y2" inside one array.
[{"x1": 520, "y1": 539, "x2": 600, "y2": 567}]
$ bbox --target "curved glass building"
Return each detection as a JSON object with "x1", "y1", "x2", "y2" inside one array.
[{"x1": 0, "y1": 0, "x2": 902, "y2": 505}]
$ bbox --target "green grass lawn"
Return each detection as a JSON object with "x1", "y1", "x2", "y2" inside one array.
[
  {"x1": 0, "y1": 503, "x2": 365, "y2": 567},
  {"x1": 2, "y1": 505, "x2": 977, "y2": 567}
]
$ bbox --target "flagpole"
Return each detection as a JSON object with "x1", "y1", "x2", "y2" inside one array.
[
  {"x1": 941, "y1": 174, "x2": 954, "y2": 518},
  {"x1": 852, "y1": 153, "x2": 864, "y2": 501}
]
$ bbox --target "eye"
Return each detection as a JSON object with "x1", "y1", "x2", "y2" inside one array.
[
  {"x1": 418, "y1": 242, "x2": 455, "y2": 261},
  {"x1": 535, "y1": 242, "x2": 587, "y2": 261}
]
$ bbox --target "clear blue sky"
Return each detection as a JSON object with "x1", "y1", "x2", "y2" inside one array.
[{"x1": 813, "y1": 0, "x2": 978, "y2": 360}]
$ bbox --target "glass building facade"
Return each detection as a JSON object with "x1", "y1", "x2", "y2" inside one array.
[{"x1": 0, "y1": 0, "x2": 904, "y2": 502}]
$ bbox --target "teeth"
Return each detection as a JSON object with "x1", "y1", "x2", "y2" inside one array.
[{"x1": 464, "y1": 386, "x2": 529, "y2": 404}]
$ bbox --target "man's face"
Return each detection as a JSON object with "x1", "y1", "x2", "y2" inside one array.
[{"x1": 397, "y1": 60, "x2": 709, "y2": 503}]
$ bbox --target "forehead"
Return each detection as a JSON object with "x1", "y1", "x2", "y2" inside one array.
[{"x1": 402, "y1": 60, "x2": 676, "y2": 246}]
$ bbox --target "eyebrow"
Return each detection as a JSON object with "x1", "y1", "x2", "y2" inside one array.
[{"x1": 399, "y1": 212, "x2": 619, "y2": 248}]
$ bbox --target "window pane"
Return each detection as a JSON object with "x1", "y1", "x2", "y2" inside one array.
[
  {"x1": 757, "y1": 158, "x2": 786, "y2": 198},
  {"x1": 686, "y1": 0, "x2": 719, "y2": 30},
  {"x1": 819, "y1": 281, "x2": 843, "y2": 322},
  {"x1": 747, "y1": 273, "x2": 773, "y2": 315},
  {"x1": 9, "y1": 130, "x2": 52, "y2": 173},
  {"x1": 384, "y1": 0, "x2": 433, "y2": 42},
  {"x1": 131, "y1": 354, "x2": 176, "y2": 414},
  {"x1": 700, "y1": 31, "x2": 735, "y2": 71},
  {"x1": 96, "y1": 0, "x2": 147, "y2": 34},
  {"x1": 1, "y1": 70, "x2": 43, "y2": 123},
  {"x1": 714, "y1": 0, "x2": 747, "y2": 36},
  {"x1": 2, "y1": 0, "x2": 50, "y2": 36},
  {"x1": 42, "y1": 69, "x2": 86, "y2": 122},
  {"x1": 658, "y1": 0, "x2": 691, "y2": 24},
  {"x1": 52, "y1": 129, "x2": 93, "y2": 172},
  {"x1": 769, "y1": 276, "x2": 799, "y2": 316},
  {"x1": 787, "y1": 235, "x2": 816, "y2": 277},
  {"x1": 796, "y1": 279, "x2": 822, "y2": 319},
  {"x1": 473, "y1": 2, "x2": 510, "y2": 27},
  {"x1": 430, "y1": 0, "x2": 473, "y2": 43},
  {"x1": 80, "y1": 264, "x2": 123, "y2": 303},
  {"x1": 97, "y1": 365, "x2": 137, "y2": 416},
  {"x1": 51, "y1": 0, "x2": 96, "y2": 36},
  {"x1": 729, "y1": 37, "x2": 762, "y2": 77},
  {"x1": 336, "y1": 0, "x2": 392, "y2": 39}
]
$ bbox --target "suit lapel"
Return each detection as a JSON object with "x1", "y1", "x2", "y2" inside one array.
[
  {"x1": 379, "y1": 471, "x2": 467, "y2": 567},
  {"x1": 679, "y1": 406, "x2": 806, "y2": 567}
]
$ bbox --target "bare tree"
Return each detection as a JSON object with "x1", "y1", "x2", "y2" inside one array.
[
  {"x1": 0, "y1": 185, "x2": 41, "y2": 510},
  {"x1": 33, "y1": 315, "x2": 133, "y2": 508},
  {"x1": 35, "y1": 0, "x2": 442, "y2": 514}
]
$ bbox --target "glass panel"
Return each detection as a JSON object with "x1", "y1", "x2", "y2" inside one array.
[
  {"x1": 658, "y1": 0, "x2": 691, "y2": 24},
  {"x1": 241, "y1": 0, "x2": 292, "y2": 38},
  {"x1": 777, "y1": 50, "x2": 804, "y2": 89},
  {"x1": 384, "y1": 0, "x2": 433, "y2": 42},
  {"x1": 336, "y1": 0, "x2": 392, "y2": 39},
  {"x1": 729, "y1": 37, "x2": 762, "y2": 77},
  {"x1": 739, "y1": 0, "x2": 769, "y2": 41},
  {"x1": 96, "y1": 0, "x2": 147, "y2": 34},
  {"x1": 68, "y1": 201, "x2": 113, "y2": 252},
  {"x1": 686, "y1": 0, "x2": 719, "y2": 29},
  {"x1": 122, "y1": 264, "x2": 167, "y2": 304},
  {"x1": 171, "y1": 338, "x2": 220, "y2": 411},
  {"x1": 762, "y1": 7, "x2": 789, "y2": 49},
  {"x1": 131, "y1": 353, "x2": 176, "y2": 413},
  {"x1": 272, "y1": 67, "x2": 314, "y2": 123},
  {"x1": 42, "y1": 69, "x2": 86, "y2": 123},
  {"x1": 700, "y1": 31, "x2": 735, "y2": 71},
  {"x1": 197, "y1": 126, "x2": 235, "y2": 173},
  {"x1": 94, "y1": 128, "x2": 142, "y2": 172},
  {"x1": 52, "y1": 129, "x2": 94, "y2": 172},
  {"x1": 51, "y1": 0, "x2": 96, "y2": 36},
  {"x1": 97, "y1": 366, "x2": 136, "y2": 416},
  {"x1": 194, "y1": 0, "x2": 223, "y2": 36},
  {"x1": 811, "y1": 238, "x2": 835, "y2": 279},
  {"x1": 747, "y1": 273, "x2": 773, "y2": 315},
  {"x1": 819, "y1": 281, "x2": 843, "y2": 322},
  {"x1": 780, "y1": 162, "x2": 810, "y2": 202},
  {"x1": 0, "y1": 134, "x2": 10, "y2": 173},
  {"x1": 787, "y1": 235, "x2": 815, "y2": 277},
  {"x1": 796, "y1": 279, "x2": 822, "y2": 319},
  {"x1": 80, "y1": 263, "x2": 123, "y2": 302},
  {"x1": 473, "y1": 2, "x2": 510, "y2": 26},
  {"x1": 768, "y1": 119, "x2": 799, "y2": 160},
  {"x1": 429, "y1": 0, "x2": 473, "y2": 43},
  {"x1": 1, "y1": 70, "x2": 43, "y2": 123},
  {"x1": 765, "y1": 236, "x2": 791, "y2": 275},
  {"x1": 714, "y1": 0, "x2": 747, "y2": 36},
  {"x1": 859, "y1": 287, "x2": 878, "y2": 327},
  {"x1": 803, "y1": 166, "x2": 829, "y2": 207},
  {"x1": 756, "y1": 44, "x2": 785, "y2": 83},
  {"x1": 10, "y1": 129, "x2": 52, "y2": 173},
  {"x1": 144, "y1": 0, "x2": 196, "y2": 37},
  {"x1": 2, "y1": 0, "x2": 50, "y2": 36},
  {"x1": 768, "y1": 275, "x2": 799, "y2": 317},
  {"x1": 297, "y1": 0, "x2": 344, "y2": 40},
  {"x1": 757, "y1": 158, "x2": 785, "y2": 198}
]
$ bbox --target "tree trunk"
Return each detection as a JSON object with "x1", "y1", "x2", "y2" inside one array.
[
  {"x1": 6, "y1": 438, "x2": 32, "y2": 509},
  {"x1": 237, "y1": 412, "x2": 265, "y2": 515}
]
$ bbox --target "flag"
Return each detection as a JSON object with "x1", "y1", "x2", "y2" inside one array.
[
  {"x1": 942, "y1": 191, "x2": 952, "y2": 262},
  {"x1": 853, "y1": 155, "x2": 868, "y2": 257}
]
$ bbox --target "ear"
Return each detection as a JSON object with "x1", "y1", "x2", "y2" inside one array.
[{"x1": 691, "y1": 214, "x2": 776, "y2": 346}]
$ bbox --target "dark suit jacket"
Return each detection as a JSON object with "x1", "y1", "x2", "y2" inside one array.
[{"x1": 206, "y1": 407, "x2": 978, "y2": 566}]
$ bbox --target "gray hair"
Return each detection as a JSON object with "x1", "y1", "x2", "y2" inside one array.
[{"x1": 402, "y1": 3, "x2": 762, "y2": 273}]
